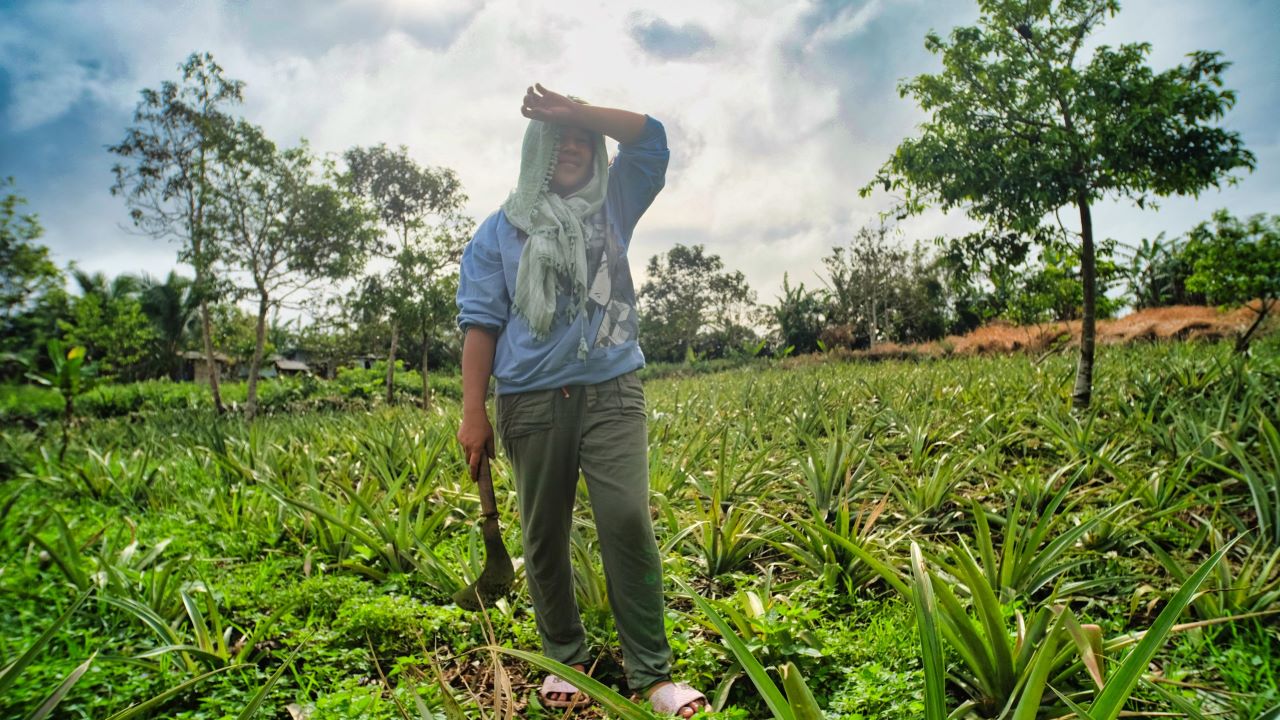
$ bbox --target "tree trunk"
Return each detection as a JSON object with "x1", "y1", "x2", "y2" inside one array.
[
  {"x1": 198, "y1": 297, "x2": 225, "y2": 414},
  {"x1": 421, "y1": 331, "x2": 431, "y2": 411},
  {"x1": 1072, "y1": 195, "x2": 1097, "y2": 411},
  {"x1": 1235, "y1": 298, "x2": 1273, "y2": 354},
  {"x1": 245, "y1": 296, "x2": 270, "y2": 420},
  {"x1": 385, "y1": 322, "x2": 399, "y2": 405}
]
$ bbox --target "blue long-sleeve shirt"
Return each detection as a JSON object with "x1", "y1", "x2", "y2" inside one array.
[{"x1": 456, "y1": 115, "x2": 669, "y2": 395}]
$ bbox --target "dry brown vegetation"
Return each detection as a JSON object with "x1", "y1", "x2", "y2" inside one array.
[{"x1": 847, "y1": 304, "x2": 1268, "y2": 362}]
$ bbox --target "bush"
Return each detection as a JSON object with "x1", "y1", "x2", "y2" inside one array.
[
  {"x1": 333, "y1": 362, "x2": 461, "y2": 404},
  {"x1": 0, "y1": 383, "x2": 63, "y2": 424},
  {"x1": 0, "y1": 368, "x2": 463, "y2": 423}
]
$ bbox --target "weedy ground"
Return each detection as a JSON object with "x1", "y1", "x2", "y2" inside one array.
[{"x1": 2, "y1": 337, "x2": 1278, "y2": 719}]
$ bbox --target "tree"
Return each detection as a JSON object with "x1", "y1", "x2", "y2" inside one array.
[
  {"x1": 60, "y1": 292, "x2": 155, "y2": 382},
  {"x1": 206, "y1": 302, "x2": 261, "y2": 372},
  {"x1": 1, "y1": 179, "x2": 61, "y2": 327},
  {"x1": 209, "y1": 121, "x2": 373, "y2": 419},
  {"x1": 58, "y1": 269, "x2": 155, "y2": 381},
  {"x1": 342, "y1": 144, "x2": 469, "y2": 408},
  {"x1": 139, "y1": 272, "x2": 201, "y2": 379},
  {"x1": 638, "y1": 243, "x2": 757, "y2": 362},
  {"x1": 890, "y1": 244, "x2": 952, "y2": 343},
  {"x1": 1, "y1": 180, "x2": 65, "y2": 375},
  {"x1": 824, "y1": 223, "x2": 909, "y2": 349},
  {"x1": 863, "y1": 0, "x2": 1254, "y2": 409},
  {"x1": 1123, "y1": 233, "x2": 1204, "y2": 310},
  {"x1": 771, "y1": 274, "x2": 827, "y2": 355},
  {"x1": 110, "y1": 52, "x2": 244, "y2": 413},
  {"x1": 1183, "y1": 210, "x2": 1280, "y2": 353}
]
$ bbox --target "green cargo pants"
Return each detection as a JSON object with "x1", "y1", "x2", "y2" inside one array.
[{"x1": 495, "y1": 370, "x2": 671, "y2": 691}]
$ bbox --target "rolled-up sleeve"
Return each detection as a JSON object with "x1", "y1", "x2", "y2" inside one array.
[
  {"x1": 607, "y1": 115, "x2": 669, "y2": 241},
  {"x1": 456, "y1": 213, "x2": 509, "y2": 333}
]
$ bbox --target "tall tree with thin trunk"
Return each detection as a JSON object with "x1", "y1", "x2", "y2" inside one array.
[
  {"x1": 210, "y1": 120, "x2": 374, "y2": 419},
  {"x1": 110, "y1": 52, "x2": 243, "y2": 413},
  {"x1": 862, "y1": 0, "x2": 1254, "y2": 410},
  {"x1": 342, "y1": 144, "x2": 469, "y2": 408}
]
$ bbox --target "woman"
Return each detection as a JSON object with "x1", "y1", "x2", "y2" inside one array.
[{"x1": 455, "y1": 84, "x2": 707, "y2": 717}]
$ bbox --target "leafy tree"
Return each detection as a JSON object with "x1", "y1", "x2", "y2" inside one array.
[
  {"x1": 57, "y1": 269, "x2": 155, "y2": 381},
  {"x1": 342, "y1": 144, "x2": 469, "y2": 408},
  {"x1": 59, "y1": 292, "x2": 156, "y2": 382},
  {"x1": 1, "y1": 179, "x2": 61, "y2": 327},
  {"x1": 771, "y1": 274, "x2": 827, "y2": 355},
  {"x1": 1183, "y1": 210, "x2": 1280, "y2": 353},
  {"x1": 938, "y1": 229, "x2": 1040, "y2": 332},
  {"x1": 209, "y1": 121, "x2": 374, "y2": 419},
  {"x1": 1007, "y1": 237, "x2": 1124, "y2": 325},
  {"x1": 863, "y1": 0, "x2": 1254, "y2": 409},
  {"x1": 1, "y1": 181, "x2": 65, "y2": 375},
  {"x1": 139, "y1": 272, "x2": 201, "y2": 379},
  {"x1": 890, "y1": 244, "x2": 952, "y2": 343},
  {"x1": 294, "y1": 314, "x2": 362, "y2": 379},
  {"x1": 69, "y1": 268, "x2": 141, "y2": 306},
  {"x1": 938, "y1": 229, "x2": 1123, "y2": 330},
  {"x1": 638, "y1": 243, "x2": 757, "y2": 362},
  {"x1": 209, "y1": 303, "x2": 260, "y2": 364},
  {"x1": 824, "y1": 223, "x2": 909, "y2": 349},
  {"x1": 110, "y1": 51, "x2": 244, "y2": 412}
]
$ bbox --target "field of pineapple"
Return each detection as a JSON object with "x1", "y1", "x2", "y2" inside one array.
[{"x1": 2, "y1": 339, "x2": 1278, "y2": 719}]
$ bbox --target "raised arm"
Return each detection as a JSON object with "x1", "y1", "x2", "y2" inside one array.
[{"x1": 521, "y1": 83, "x2": 647, "y2": 144}]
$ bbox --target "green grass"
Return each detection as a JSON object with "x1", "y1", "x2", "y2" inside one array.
[{"x1": 2, "y1": 338, "x2": 1278, "y2": 718}]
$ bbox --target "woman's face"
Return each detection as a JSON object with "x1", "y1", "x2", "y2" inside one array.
[{"x1": 549, "y1": 127, "x2": 594, "y2": 196}]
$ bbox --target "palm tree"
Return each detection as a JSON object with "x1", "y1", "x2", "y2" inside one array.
[
  {"x1": 139, "y1": 272, "x2": 200, "y2": 379},
  {"x1": 70, "y1": 267, "x2": 141, "y2": 304}
]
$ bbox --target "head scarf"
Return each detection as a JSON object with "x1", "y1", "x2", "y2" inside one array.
[{"x1": 502, "y1": 114, "x2": 609, "y2": 349}]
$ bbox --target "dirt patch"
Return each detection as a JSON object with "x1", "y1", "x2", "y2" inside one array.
[{"x1": 832, "y1": 304, "x2": 1267, "y2": 363}]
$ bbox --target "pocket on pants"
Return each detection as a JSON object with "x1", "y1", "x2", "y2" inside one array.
[
  {"x1": 617, "y1": 372, "x2": 646, "y2": 415},
  {"x1": 497, "y1": 389, "x2": 556, "y2": 440}
]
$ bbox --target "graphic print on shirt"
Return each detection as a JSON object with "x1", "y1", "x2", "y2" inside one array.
[{"x1": 585, "y1": 212, "x2": 638, "y2": 349}]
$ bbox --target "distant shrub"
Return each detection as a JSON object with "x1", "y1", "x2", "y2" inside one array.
[
  {"x1": 0, "y1": 383, "x2": 63, "y2": 424},
  {"x1": 79, "y1": 379, "x2": 213, "y2": 417},
  {"x1": 1, "y1": 368, "x2": 461, "y2": 423}
]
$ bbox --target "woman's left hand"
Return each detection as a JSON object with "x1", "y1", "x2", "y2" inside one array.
[{"x1": 521, "y1": 84, "x2": 581, "y2": 125}]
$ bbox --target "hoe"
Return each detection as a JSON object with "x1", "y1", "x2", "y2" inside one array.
[{"x1": 452, "y1": 455, "x2": 515, "y2": 610}]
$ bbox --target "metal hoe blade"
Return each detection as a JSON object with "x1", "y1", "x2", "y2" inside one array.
[{"x1": 452, "y1": 456, "x2": 515, "y2": 611}]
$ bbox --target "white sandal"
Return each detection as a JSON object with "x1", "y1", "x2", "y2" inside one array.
[
  {"x1": 647, "y1": 681, "x2": 707, "y2": 716},
  {"x1": 538, "y1": 673, "x2": 592, "y2": 709}
]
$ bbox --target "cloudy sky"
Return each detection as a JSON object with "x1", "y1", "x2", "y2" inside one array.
[{"x1": 2, "y1": 0, "x2": 1277, "y2": 311}]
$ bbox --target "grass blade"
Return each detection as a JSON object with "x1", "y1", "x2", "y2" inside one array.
[
  {"x1": 102, "y1": 665, "x2": 247, "y2": 720},
  {"x1": 28, "y1": 651, "x2": 97, "y2": 720},
  {"x1": 779, "y1": 662, "x2": 823, "y2": 720},
  {"x1": 1087, "y1": 540, "x2": 1234, "y2": 720},
  {"x1": 910, "y1": 543, "x2": 948, "y2": 720},
  {"x1": 674, "y1": 577, "x2": 794, "y2": 720},
  {"x1": 235, "y1": 642, "x2": 306, "y2": 720},
  {"x1": 491, "y1": 647, "x2": 656, "y2": 720},
  {"x1": 1009, "y1": 610, "x2": 1064, "y2": 720},
  {"x1": 0, "y1": 589, "x2": 90, "y2": 697}
]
